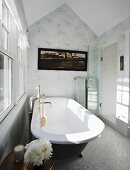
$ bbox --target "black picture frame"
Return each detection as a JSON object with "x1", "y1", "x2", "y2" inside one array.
[
  {"x1": 38, "y1": 48, "x2": 87, "y2": 71},
  {"x1": 120, "y1": 56, "x2": 124, "y2": 71}
]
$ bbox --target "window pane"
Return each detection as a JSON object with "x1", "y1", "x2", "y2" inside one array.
[
  {"x1": 17, "y1": 64, "x2": 24, "y2": 98},
  {"x1": 18, "y1": 47, "x2": 22, "y2": 62},
  {"x1": 18, "y1": 37, "x2": 21, "y2": 47},
  {"x1": 0, "y1": 52, "x2": 12, "y2": 114},
  {"x1": 18, "y1": 35, "x2": 23, "y2": 62},
  {"x1": 2, "y1": 1, "x2": 8, "y2": 27},
  {"x1": 2, "y1": 27, "x2": 8, "y2": 50}
]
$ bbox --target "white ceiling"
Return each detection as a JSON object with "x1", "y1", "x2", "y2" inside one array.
[{"x1": 22, "y1": 0, "x2": 130, "y2": 36}]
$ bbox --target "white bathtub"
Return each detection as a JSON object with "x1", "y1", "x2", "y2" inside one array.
[{"x1": 31, "y1": 97, "x2": 105, "y2": 145}]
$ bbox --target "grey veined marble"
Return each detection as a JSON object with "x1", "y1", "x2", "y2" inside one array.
[
  {"x1": 53, "y1": 124, "x2": 130, "y2": 170},
  {"x1": 28, "y1": 3, "x2": 97, "y2": 51},
  {"x1": 27, "y1": 3, "x2": 98, "y2": 99}
]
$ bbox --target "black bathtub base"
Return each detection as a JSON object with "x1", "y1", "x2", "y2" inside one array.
[
  {"x1": 52, "y1": 142, "x2": 88, "y2": 160},
  {"x1": 78, "y1": 153, "x2": 83, "y2": 158}
]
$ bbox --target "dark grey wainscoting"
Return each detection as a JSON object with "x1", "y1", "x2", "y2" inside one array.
[{"x1": 0, "y1": 94, "x2": 29, "y2": 165}]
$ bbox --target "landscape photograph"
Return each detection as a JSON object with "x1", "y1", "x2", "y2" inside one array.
[{"x1": 38, "y1": 48, "x2": 87, "y2": 71}]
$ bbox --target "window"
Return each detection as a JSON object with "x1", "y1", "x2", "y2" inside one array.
[
  {"x1": 18, "y1": 35, "x2": 22, "y2": 62},
  {"x1": 18, "y1": 64, "x2": 24, "y2": 96},
  {"x1": 17, "y1": 35, "x2": 25, "y2": 100},
  {"x1": 2, "y1": 0, "x2": 10, "y2": 50},
  {"x1": 0, "y1": 52, "x2": 12, "y2": 115},
  {"x1": 0, "y1": 0, "x2": 27, "y2": 121}
]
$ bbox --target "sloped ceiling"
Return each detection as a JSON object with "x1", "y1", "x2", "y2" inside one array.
[{"x1": 22, "y1": 0, "x2": 130, "y2": 36}]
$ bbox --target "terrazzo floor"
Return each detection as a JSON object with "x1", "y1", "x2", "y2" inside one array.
[{"x1": 53, "y1": 124, "x2": 130, "y2": 170}]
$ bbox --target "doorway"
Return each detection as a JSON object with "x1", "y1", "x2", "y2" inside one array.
[{"x1": 101, "y1": 43, "x2": 117, "y2": 124}]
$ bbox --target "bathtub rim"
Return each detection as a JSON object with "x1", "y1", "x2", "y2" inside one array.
[
  {"x1": 31, "y1": 128, "x2": 105, "y2": 144},
  {"x1": 31, "y1": 97, "x2": 105, "y2": 144}
]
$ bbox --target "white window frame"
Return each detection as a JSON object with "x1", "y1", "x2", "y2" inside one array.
[
  {"x1": 1, "y1": 0, "x2": 10, "y2": 51},
  {"x1": 0, "y1": 1, "x2": 13, "y2": 122},
  {"x1": 0, "y1": 50, "x2": 14, "y2": 123},
  {"x1": 0, "y1": 0, "x2": 27, "y2": 122},
  {"x1": 17, "y1": 34, "x2": 25, "y2": 101},
  {"x1": 18, "y1": 35, "x2": 22, "y2": 62}
]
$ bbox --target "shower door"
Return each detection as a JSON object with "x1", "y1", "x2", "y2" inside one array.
[{"x1": 87, "y1": 46, "x2": 99, "y2": 114}]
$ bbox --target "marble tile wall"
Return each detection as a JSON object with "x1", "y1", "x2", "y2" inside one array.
[
  {"x1": 98, "y1": 17, "x2": 130, "y2": 107},
  {"x1": 27, "y1": 4, "x2": 98, "y2": 99},
  {"x1": 98, "y1": 17, "x2": 130, "y2": 136},
  {"x1": 98, "y1": 17, "x2": 130, "y2": 78}
]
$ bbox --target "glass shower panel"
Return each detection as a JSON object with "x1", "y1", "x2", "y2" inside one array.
[{"x1": 87, "y1": 46, "x2": 99, "y2": 114}]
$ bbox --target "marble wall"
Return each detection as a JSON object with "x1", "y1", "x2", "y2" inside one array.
[
  {"x1": 98, "y1": 17, "x2": 130, "y2": 136},
  {"x1": 27, "y1": 4, "x2": 98, "y2": 99},
  {"x1": 98, "y1": 17, "x2": 130, "y2": 78}
]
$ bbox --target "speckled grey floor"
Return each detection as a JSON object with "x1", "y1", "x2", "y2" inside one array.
[{"x1": 53, "y1": 124, "x2": 130, "y2": 170}]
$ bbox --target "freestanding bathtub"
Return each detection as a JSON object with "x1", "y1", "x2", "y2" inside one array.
[{"x1": 31, "y1": 97, "x2": 105, "y2": 159}]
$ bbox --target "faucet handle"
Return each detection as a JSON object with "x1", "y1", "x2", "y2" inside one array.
[
  {"x1": 44, "y1": 101, "x2": 51, "y2": 107},
  {"x1": 36, "y1": 85, "x2": 40, "y2": 98},
  {"x1": 43, "y1": 93, "x2": 47, "y2": 99}
]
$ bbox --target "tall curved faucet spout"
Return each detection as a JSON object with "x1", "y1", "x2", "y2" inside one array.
[{"x1": 29, "y1": 95, "x2": 37, "y2": 113}]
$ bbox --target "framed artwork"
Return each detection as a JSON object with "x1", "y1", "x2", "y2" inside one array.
[{"x1": 38, "y1": 48, "x2": 87, "y2": 71}]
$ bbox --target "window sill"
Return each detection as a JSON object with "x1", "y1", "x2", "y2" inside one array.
[
  {"x1": 0, "y1": 47, "x2": 13, "y2": 59},
  {"x1": 0, "y1": 93, "x2": 27, "y2": 123},
  {"x1": 0, "y1": 104, "x2": 14, "y2": 123},
  {"x1": 17, "y1": 92, "x2": 25, "y2": 103}
]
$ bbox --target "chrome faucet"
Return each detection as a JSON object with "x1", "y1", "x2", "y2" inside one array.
[
  {"x1": 29, "y1": 95, "x2": 37, "y2": 114},
  {"x1": 44, "y1": 101, "x2": 51, "y2": 106},
  {"x1": 39, "y1": 95, "x2": 51, "y2": 106},
  {"x1": 29, "y1": 95, "x2": 38, "y2": 142},
  {"x1": 29, "y1": 85, "x2": 41, "y2": 113},
  {"x1": 29, "y1": 85, "x2": 51, "y2": 140},
  {"x1": 43, "y1": 93, "x2": 46, "y2": 99},
  {"x1": 36, "y1": 84, "x2": 41, "y2": 99},
  {"x1": 29, "y1": 85, "x2": 51, "y2": 114}
]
